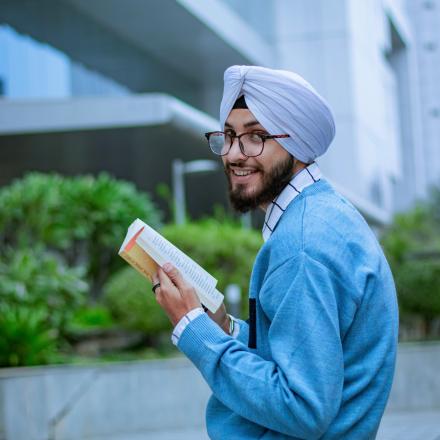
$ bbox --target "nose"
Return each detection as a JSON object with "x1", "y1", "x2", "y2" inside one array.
[{"x1": 226, "y1": 136, "x2": 247, "y2": 162}]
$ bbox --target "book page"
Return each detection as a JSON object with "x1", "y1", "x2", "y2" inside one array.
[
  {"x1": 119, "y1": 219, "x2": 224, "y2": 313},
  {"x1": 138, "y1": 230, "x2": 213, "y2": 286},
  {"x1": 135, "y1": 221, "x2": 223, "y2": 312}
]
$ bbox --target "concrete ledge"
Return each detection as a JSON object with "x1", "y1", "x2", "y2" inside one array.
[
  {"x1": 0, "y1": 93, "x2": 218, "y2": 136},
  {"x1": 1, "y1": 342, "x2": 439, "y2": 439},
  {"x1": 0, "y1": 357, "x2": 211, "y2": 440},
  {"x1": 386, "y1": 341, "x2": 440, "y2": 412}
]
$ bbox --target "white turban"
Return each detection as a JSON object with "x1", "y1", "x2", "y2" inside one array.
[{"x1": 220, "y1": 65, "x2": 335, "y2": 163}]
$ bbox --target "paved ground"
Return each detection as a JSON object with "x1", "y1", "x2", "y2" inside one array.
[
  {"x1": 89, "y1": 428, "x2": 209, "y2": 440},
  {"x1": 94, "y1": 409, "x2": 440, "y2": 439},
  {"x1": 376, "y1": 409, "x2": 440, "y2": 440}
]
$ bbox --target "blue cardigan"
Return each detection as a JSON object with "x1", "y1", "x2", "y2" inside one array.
[{"x1": 178, "y1": 179, "x2": 398, "y2": 439}]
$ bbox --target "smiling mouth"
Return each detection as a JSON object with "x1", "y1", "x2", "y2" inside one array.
[{"x1": 231, "y1": 169, "x2": 258, "y2": 177}]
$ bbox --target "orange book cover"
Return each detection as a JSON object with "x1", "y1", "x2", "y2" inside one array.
[{"x1": 119, "y1": 226, "x2": 158, "y2": 283}]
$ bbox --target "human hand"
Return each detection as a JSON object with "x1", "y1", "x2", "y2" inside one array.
[{"x1": 152, "y1": 263, "x2": 201, "y2": 326}]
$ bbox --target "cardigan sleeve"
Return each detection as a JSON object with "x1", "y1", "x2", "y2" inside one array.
[
  {"x1": 177, "y1": 252, "x2": 344, "y2": 438},
  {"x1": 233, "y1": 318, "x2": 249, "y2": 345}
]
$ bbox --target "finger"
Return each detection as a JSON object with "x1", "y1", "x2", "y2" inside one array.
[
  {"x1": 152, "y1": 272, "x2": 159, "y2": 285},
  {"x1": 162, "y1": 263, "x2": 189, "y2": 291},
  {"x1": 151, "y1": 282, "x2": 161, "y2": 295},
  {"x1": 157, "y1": 267, "x2": 178, "y2": 293}
]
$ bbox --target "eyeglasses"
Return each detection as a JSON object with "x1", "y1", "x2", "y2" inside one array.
[{"x1": 205, "y1": 131, "x2": 290, "y2": 157}]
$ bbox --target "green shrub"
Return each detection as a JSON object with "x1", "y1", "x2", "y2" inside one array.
[
  {"x1": 162, "y1": 218, "x2": 263, "y2": 317},
  {"x1": 381, "y1": 205, "x2": 436, "y2": 266},
  {"x1": 393, "y1": 259, "x2": 440, "y2": 334},
  {"x1": 381, "y1": 188, "x2": 440, "y2": 337},
  {"x1": 69, "y1": 305, "x2": 115, "y2": 331},
  {"x1": 0, "y1": 172, "x2": 163, "y2": 298},
  {"x1": 103, "y1": 266, "x2": 172, "y2": 335},
  {"x1": 0, "y1": 305, "x2": 58, "y2": 367},
  {"x1": 0, "y1": 248, "x2": 88, "y2": 336}
]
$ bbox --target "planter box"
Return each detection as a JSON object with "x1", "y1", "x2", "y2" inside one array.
[
  {"x1": 0, "y1": 356, "x2": 210, "y2": 440},
  {"x1": 386, "y1": 341, "x2": 440, "y2": 412},
  {"x1": 1, "y1": 342, "x2": 439, "y2": 439}
]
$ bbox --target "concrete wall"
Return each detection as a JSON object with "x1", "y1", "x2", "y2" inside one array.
[
  {"x1": 272, "y1": 0, "x2": 430, "y2": 218},
  {"x1": 405, "y1": 0, "x2": 440, "y2": 192},
  {"x1": 387, "y1": 342, "x2": 440, "y2": 411},
  {"x1": 274, "y1": 0, "x2": 355, "y2": 194},
  {"x1": 0, "y1": 357, "x2": 211, "y2": 440},
  {"x1": 1, "y1": 343, "x2": 439, "y2": 440}
]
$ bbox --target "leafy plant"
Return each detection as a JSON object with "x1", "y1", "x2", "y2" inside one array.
[
  {"x1": 103, "y1": 266, "x2": 172, "y2": 335},
  {"x1": 0, "y1": 305, "x2": 58, "y2": 367},
  {"x1": 69, "y1": 305, "x2": 115, "y2": 331},
  {"x1": 0, "y1": 172, "x2": 163, "y2": 298},
  {"x1": 394, "y1": 259, "x2": 440, "y2": 334},
  {"x1": 0, "y1": 248, "x2": 88, "y2": 336},
  {"x1": 381, "y1": 205, "x2": 436, "y2": 266},
  {"x1": 381, "y1": 187, "x2": 440, "y2": 338}
]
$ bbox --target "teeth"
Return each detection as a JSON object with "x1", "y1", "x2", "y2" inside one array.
[{"x1": 233, "y1": 170, "x2": 255, "y2": 176}]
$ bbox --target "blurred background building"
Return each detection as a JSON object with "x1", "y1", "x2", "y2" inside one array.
[{"x1": 0, "y1": 0, "x2": 439, "y2": 227}]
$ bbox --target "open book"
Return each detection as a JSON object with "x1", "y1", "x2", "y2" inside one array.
[{"x1": 119, "y1": 219, "x2": 224, "y2": 313}]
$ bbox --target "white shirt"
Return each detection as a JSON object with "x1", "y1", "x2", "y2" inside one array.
[{"x1": 171, "y1": 308, "x2": 240, "y2": 346}]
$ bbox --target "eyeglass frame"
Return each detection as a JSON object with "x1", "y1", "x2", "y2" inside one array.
[{"x1": 204, "y1": 130, "x2": 290, "y2": 157}]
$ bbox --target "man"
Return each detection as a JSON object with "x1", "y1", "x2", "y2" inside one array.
[{"x1": 152, "y1": 65, "x2": 398, "y2": 439}]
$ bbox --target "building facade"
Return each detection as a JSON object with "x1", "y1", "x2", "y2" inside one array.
[{"x1": 0, "y1": 0, "x2": 438, "y2": 225}]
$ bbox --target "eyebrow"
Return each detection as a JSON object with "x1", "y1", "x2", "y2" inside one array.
[{"x1": 224, "y1": 119, "x2": 264, "y2": 129}]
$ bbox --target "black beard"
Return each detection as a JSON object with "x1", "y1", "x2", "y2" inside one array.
[{"x1": 225, "y1": 155, "x2": 295, "y2": 213}]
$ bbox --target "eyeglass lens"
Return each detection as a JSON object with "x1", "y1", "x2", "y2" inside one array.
[{"x1": 209, "y1": 132, "x2": 264, "y2": 157}]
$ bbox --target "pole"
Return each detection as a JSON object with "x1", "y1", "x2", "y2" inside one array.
[{"x1": 172, "y1": 159, "x2": 186, "y2": 224}]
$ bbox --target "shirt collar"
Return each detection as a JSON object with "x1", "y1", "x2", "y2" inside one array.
[{"x1": 262, "y1": 162, "x2": 322, "y2": 241}]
